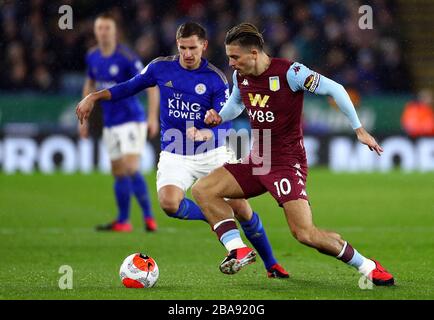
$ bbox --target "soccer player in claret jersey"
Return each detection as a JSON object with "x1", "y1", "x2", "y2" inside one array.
[
  {"x1": 79, "y1": 13, "x2": 159, "y2": 232},
  {"x1": 76, "y1": 22, "x2": 289, "y2": 278},
  {"x1": 191, "y1": 23, "x2": 394, "y2": 286}
]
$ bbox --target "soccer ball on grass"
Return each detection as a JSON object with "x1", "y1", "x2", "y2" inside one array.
[{"x1": 119, "y1": 253, "x2": 159, "y2": 288}]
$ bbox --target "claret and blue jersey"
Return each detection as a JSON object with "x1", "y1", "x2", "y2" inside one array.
[
  {"x1": 109, "y1": 55, "x2": 232, "y2": 155},
  {"x1": 86, "y1": 44, "x2": 146, "y2": 127}
]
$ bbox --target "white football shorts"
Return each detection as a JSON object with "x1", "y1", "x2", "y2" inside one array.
[
  {"x1": 102, "y1": 121, "x2": 147, "y2": 160},
  {"x1": 156, "y1": 146, "x2": 237, "y2": 192}
]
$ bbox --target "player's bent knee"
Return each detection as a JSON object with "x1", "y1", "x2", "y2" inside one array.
[
  {"x1": 125, "y1": 168, "x2": 138, "y2": 176},
  {"x1": 158, "y1": 185, "x2": 185, "y2": 216},
  {"x1": 111, "y1": 165, "x2": 127, "y2": 177},
  {"x1": 158, "y1": 195, "x2": 181, "y2": 215},
  {"x1": 112, "y1": 171, "x2": 127, "y2": 179}
]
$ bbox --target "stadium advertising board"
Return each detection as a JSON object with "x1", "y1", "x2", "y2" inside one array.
[{"x1": 1, "y1": 133, "x2": 433, "y2": 173}]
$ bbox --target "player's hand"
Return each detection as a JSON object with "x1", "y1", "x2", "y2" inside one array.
[
  {"x1": 186, "y1": 127, "x2": 213, "y2": 141},
  {"x1": 204, "y1": 109, "x2": 222, "y2": 127},
  {"x1": 355, "y1": 127, "x2": 383, "y2": 156},
  {"x1": 147, "y1": 118, "x2": 160, "y2": 139},
  {"x1": 76, "y1": 95, "x2": 96, "y2": 124},
  {"x1": 78, "y1": 121, "x2": 89, "y2": 138}
]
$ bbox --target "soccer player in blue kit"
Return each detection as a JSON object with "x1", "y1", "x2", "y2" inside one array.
[
  {"x1": 79, "y1": 13, "x2": 159, "y2": 232},
  {"x1": 76, "y1": 22, "x2": 289, "y2": 278}
]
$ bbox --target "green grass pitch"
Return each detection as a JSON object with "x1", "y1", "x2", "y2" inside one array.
[{"x1": 0, "y1": 169, "x2": 433, "y2": 300}]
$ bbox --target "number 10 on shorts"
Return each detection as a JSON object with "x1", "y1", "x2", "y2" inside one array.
[{"x1": 273, "y1": 178, "x2": 291, "y2": 197}]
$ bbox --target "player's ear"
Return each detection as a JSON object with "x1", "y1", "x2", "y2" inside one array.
[
  {"x1": 202, "y1": 39, "x2": 208, "y2": 51},
  {"x1": 251, "y1": 48, "x2": 259, "y2": 60}
]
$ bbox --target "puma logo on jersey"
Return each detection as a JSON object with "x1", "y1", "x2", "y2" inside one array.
[{"x1": 248, "y1": 93, "x2": 270, "y2": 108}]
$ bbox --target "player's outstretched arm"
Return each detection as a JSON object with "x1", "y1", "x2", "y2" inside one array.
[
  {"x1": 77, "y1": 62, "x2": 157, "y2": 124},
  {"x1": 146, "y1": 86, "x2": 160, "y2": 139},
  {"x1": 354, "y1": 127, "x2": 383, "y2": 156},
  {"x1": 77, "y1": 77, "x2": 96, "y2": 138},
  {"x1": 316, "y1": 79, "x2": 383, "y2": 156},
  {"x1": 287, "y1": 62, "x2": 383, "y2": 155},
  {"x1": 76, "y1": 89, "x2": 111, "y2": 124},
  {"x1": 315, "y1": 77, "x2": 383, "y2": 155}
]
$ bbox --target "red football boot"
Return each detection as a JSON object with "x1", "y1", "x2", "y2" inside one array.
[
  {"x1": 145, "y1": 217, "x2": 158, "y2": 232},
  {"x1": 96, "y1": 221, "x2": 133, "y2": 232},
  {"x1": 368, "y1": 259, "x2": 395, "y2": 286},
  {"x1": 267, "y1": 263, "x2": 290, "y2": 278},
  {"x1": 219, "y1": 247, "x2": 256, "y2": 274}
]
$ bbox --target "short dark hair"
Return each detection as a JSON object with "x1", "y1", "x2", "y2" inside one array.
[
  {"x1": 176, "y1": 22, "x2": 207, "y2": 40},
  {"x1": 95, "y1": 12, "x2": 117, "y2": 24},
  {"x1": 225, "y1": 23, "x2": 264, "y2": 50}
]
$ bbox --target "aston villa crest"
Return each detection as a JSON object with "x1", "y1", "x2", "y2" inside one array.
[{"x1": 269, "y1": 76, "x2": 280, "y2": 92}]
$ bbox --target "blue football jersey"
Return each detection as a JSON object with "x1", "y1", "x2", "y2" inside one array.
[
  {"x1": 109, "y1": 55, "x2": 232, "y2": 155},
  {"x1": 86, "y1": 44, "x2": 146, "y2": 127}
]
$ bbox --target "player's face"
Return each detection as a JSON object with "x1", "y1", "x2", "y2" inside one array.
[
  {"x1": 177, "y1": 35, "x2": 208, "y2": 70},
  {"x1": 94, "y1": 18, "x2": 116, "y2": 46},
  {"x1": 226, "y1": 44, "x2": 257, "y2": 76}
]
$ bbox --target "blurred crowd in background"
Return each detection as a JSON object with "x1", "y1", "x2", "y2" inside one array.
[{"x1": 0, "y1": 0, "x2": 411, "y2": 95}]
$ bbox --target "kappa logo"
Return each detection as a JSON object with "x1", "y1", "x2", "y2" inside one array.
[
  {"x1": 248, "y1": 93, "x2": 270, "y2": 108},
  {"x1": 241, "y1": 79, "x2": 249, "y2": 86}
]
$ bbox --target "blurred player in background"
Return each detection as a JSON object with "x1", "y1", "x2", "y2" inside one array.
[
  {"x1": 76, "y1": 22, "x2": 289, "y2": 278},
  {"x1": 192, "y1": 23, "x2": 394, "y2": 286},
  {"x1": 79, "y1": 13, "x2": 159, "y2": 232},
  {"x1": 401, "y1": 88, "x2": 434, "y2": 137}
]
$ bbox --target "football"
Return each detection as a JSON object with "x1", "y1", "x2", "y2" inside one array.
[{"x1": 119, "y1": 253, "x2": 159, "y2": 288}]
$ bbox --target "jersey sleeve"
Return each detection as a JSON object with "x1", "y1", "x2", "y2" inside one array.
[
  {"x1": 286, "y1": 62, "x2": 321, "y2": 93},
  {"x1": 286, "y1": 62, "x2": 362, "y2": 130},
  {"x1": 129, "y1": 57, "x2": 145, "y2": 77},
  {"x1": 211, "y1": 74, "x2": 230, "y2": 113},
  {"x1": 219, "y1": 71, "x2": 245, "y2": 123},
  {"x1": 109, "y1": 61, "x2": 158, "y2": 101}
]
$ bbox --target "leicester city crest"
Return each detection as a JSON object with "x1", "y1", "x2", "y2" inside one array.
[
  {"x1": 109, "y1": 64, "x2": 119, "y2": 76},
  {"x1": 195, "y1": 83, "x2": 207, "y2": 95}
]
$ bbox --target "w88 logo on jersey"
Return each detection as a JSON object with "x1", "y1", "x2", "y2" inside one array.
[{"x1": 248, "y1": 109, "x2": 275, "y2": 122}]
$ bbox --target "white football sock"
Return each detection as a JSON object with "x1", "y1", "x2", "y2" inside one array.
[
  {"x1": 225, "y1": 238, "x2": 247, "y2": 252},
  {"x1": 358, "y1": 258, "x2": 376, "y2": 277}
]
